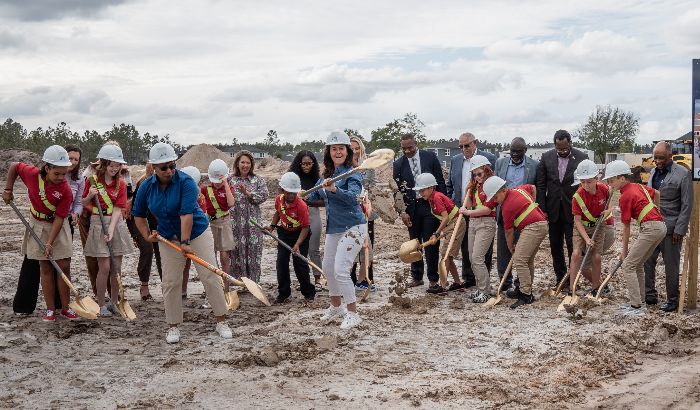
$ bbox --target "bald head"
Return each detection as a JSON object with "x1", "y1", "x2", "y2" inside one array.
[
  {"x1": 510, "y1": 137, "x2": 527, "y2": 164},
  {"x1": 653, "y1": 141, "x2": 672, "y2": 170}
]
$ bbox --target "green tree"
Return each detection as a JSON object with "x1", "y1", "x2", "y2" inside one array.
[
  {"x1": 369, "y1": 112, "x2": 427, "y2": 152},
  {"x1": 0, "y1": 118, "x2": 27, "y2": 149},
  {"x1": 574, "y1": 105, "x2": 639, "y2": 163}
]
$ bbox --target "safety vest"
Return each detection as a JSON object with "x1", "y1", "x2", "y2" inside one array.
[
  {"x1": 513, "y1": 188, "x2": 539, "y2": 228},
  {"x1": 206, "y1": 186, "x2": 229, "y2": 219},
  {"x1": 472, "y1": 186, "x2": 493, "y2": 212},
  {"x1": 431, "y1": 205, "x2": 459, "y2": 222},
  {"x1": 30, "y1": 174, "x2": 57, "y2": 220},
  {"x1": 572, "y1": 191, "x2": 612, "y2": 228},
  {"x1": 278, "y1": 194, "x2": 300, "y2": 228},
  {"x1": 91, "y1": 175, "x2": 113, "y2": 215},
  {"x1": 636, "y1": 183, "x2": 658, "y2": 225}
]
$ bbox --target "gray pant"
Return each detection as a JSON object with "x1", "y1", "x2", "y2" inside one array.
[
  {"x1": 308, "y1": 207, "x2": 322, "y2": 275},
  {"x1": 644, "y1": 234, "x2": 682, "y2": 304}
]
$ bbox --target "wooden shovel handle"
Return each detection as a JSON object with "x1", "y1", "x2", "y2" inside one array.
[
  {"x1": 251, "y1": 218, "x2": 326, "y2": 278},
  {"x1": 494, "y1": 259, "x2": 515, "y2": 295},
  {"x1": 300, "y1": 168, "x2": 357, "y2": 197}
]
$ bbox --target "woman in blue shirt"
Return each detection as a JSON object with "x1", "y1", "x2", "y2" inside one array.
[
  {"x1": 310, "y1": 131, "x2": 367, "y2": 330},
  {"x1": 132, "y1": 143, "x2": 232, "y2": 344}
]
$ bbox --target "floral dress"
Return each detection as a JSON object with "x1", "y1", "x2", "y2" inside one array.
[{"x1": 227, "y1": 174, "x2": 269, "y2": 282}]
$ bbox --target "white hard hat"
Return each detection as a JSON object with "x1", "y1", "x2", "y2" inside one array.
[
  {"x1": 180, "y1": 166, "x2": 201, "y2": 183},
  {"x1": 42, "y1": 145, "x2": 72, "y2": 167},
  {"x1": 602, "y1": 160, "x2": 631, "y2": 180},
  {"x1": 469, "y1": 155, "x2": 491, "y2": 172},
  {"x1": 279, "y1": 172, "x2": 302, "y2": 193},
  {"x1": 412, "y1": 173, "x2": 438, "y2": 191},
  {"x1": 207, "y1": 159, "x2": 229, "y2": 183},
  {"x1": 571, "y1": 159, "x2": 598, "y2": 186},
  {"x1": 97, "y1": 144, "x2": 127, "y2": 164},
  {"x1": 326, "y1": 131, "x2": 351, "y2": 146},
  {"x1": 149, "y1": 142, "x2": 178, "y2": 164},
  {"x1": 483, "y1": 176, "x2": 507, "y2": 202}
]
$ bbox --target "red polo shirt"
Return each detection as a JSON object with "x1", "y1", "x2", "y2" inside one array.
[
  {"x1": 17, "y1": 163, "x2": 72, "y2": 220},
  {"x1": 83, "y1": 176, "x2": 127, "y2": 216},
  {"x1": 572, "y1": 183, "x2": 613, "y2": 226},
  {"x1": 200, "y1": 184, "x2": 231, "y2": 217},
  {"x1": 467, "y1": 185, "x2": 497, "y2": 218},
  {"x1": 275, "y1": 194, "x2": 309, "y2": 232},
  {"x1": 428, "y1": 191, "x2": 457, "y2": 221},
  {"x1": 618, "y1": 183, "x2": 663, "y2": 225},
  {"x1": 501, "y1": 184, "x2": 547, "y2": 231}
]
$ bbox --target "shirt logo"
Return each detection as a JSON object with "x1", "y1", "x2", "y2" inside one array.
[{"x1": 52, "y1": 191, "x2": 63, "y2": 199}]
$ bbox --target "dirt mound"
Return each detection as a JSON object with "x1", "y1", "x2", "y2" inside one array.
[
  {"x1": 0, "y1": 149, "x2": 43, "y2": 178},
  {"x1": 257, "y1": 157, "x2": 291, "y2": 176},
  {"x1": 176, "y1": 144, "x2": 235, "y2": 174}
]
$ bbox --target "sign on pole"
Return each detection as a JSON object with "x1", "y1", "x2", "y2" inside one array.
[{"x1": 693, "y1": 59, "x2": 700, "y2": 180}]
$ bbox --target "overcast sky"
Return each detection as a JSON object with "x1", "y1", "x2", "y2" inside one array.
[{"x1": 1, "y1": 0, "x2": 699, "y2": 146}]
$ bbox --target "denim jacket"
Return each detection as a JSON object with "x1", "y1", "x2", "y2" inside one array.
[{"x1": 308, "y1": 165, "x2": 366, "y2": 234}]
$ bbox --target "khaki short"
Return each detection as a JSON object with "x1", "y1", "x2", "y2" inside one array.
[
  {"x1": 22, "y1": 217, "x2": 72, "y2": 260},
  {"x1": 439, "y1": 217, "x2": 466, "y2": 258},
  {"x1": 210, "y1": 216, "x2": 235, "y2": 252},
  {"x1": 83, "y1": 215, "x2": 135, "y2": 257},
  {"x1": 575, "y1": 224, "x2": 615, "y2": 270}
]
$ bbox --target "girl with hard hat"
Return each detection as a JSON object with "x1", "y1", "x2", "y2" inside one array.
[
  {"x1": 602, "y1": 160, "x2": 665, "y2": 316},
  {"x1": 459, "y1": 155, "x2": 497, "y2": 303},
  {"x1": 131, "y1": 143, "x2": 232, "y2": 343},
  {"x1": 2, "y1": 145, "x2": 79, "y2": 321},
  {"x1": 265, "y1": 172, "x2": 315, "y2": 304},
  {"x1": 200, "y1": 160, "x2": 235, "y2": 277},
  {"x1": 569, "y1": 160, "x2": 614, "y2": 296},
  {"x1": 82, "y1": 144, "x2": 135, "y2": 317},
  {"x1": 413, "y1": 172, "x2": 464, "y2": 294},
  {"x1": 483, "y1": 176, "x2": 548, "y2": 309},
  {"x1": 349, "y1": 135, "x2": 377, "y2": 293},
  {"x1": 308, "y1": 131, "x2": 367, "y2": 330}
]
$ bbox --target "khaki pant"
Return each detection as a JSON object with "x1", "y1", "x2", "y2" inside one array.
[
  {"x1": 512, "y1": 221, "x2": 548, "y2": 295},
  {"x1": 574, "y1": 225, "x2": 615, "y2": 271},
  {"x1": 467, "y1": 217, "x2": 496, "y2": 293},
  {"x1": 622, "y1": 220, "x2": 666, "y2": 306},
  {"x1": 160, "y1": 228, "x2": 228, "y2": 324},
  {"x1": 440, "y1": 217, "x2": 467, "y2": 258}
]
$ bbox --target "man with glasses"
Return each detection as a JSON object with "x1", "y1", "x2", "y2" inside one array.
[
  {"x1": 495, "y1": 137, "x2": 539, "y2": 293},
  {"x1": 535, "y1": 130, "x2": 588, "y2": 286},
  {"x1": 446, "y1": 132, "x2": 496, "y2": 288}
]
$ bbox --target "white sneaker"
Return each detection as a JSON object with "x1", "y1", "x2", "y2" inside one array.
[
  {"x1": 619, "y1": 305, "x2": 646, "y2": 317},
  {"x1": 166, "y1": 327, "x2": 180, "y2": 344},
  {"x1": 216, "y1": 322, "x2": 233, "y2": 339},
  {"x1": 320, "y1": 305, "x2": 346, "y2": 323},
  {"x1": 340, "y1": 311, "x2": 362, "y2": 330},
  {"x1": 99, "y1": 305, "x2": 113, "y2": 317}
]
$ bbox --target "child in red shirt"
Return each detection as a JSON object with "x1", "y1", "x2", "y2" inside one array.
[
  {"x1": 266, "y1": 172, "x2": 315, "y2": 304},
  {"x1": 83, "y1": 144, "x2": 135, "y2": 317},
  {"x1": 486, "y1": 176, "x2": 548, "y2": 308},
  {"x1": 202, "y1": 159, "x2": 236, "y2": 282},
  {"x1": 3, "y1": 145, "x2": 77, "y2": 322},
  {"x1": 602, "y1": 160, "x2": 665, "y2": 316}
]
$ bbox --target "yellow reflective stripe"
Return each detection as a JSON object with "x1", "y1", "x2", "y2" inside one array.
[
  {"x1": 37, "y1": 175, "x2": 56, "y2": 212},
  {"x1": 573, "y1": 192, "x2": 596, "y2": 224},
  {"x1": 30, "y1": 207, "x2": 53, "y2": 220},
  {"x1": 513, "y1": 188, "x2": 538, "y2": 228},
  {"x1": 278, "y1": 194, "x2": 300, "y2": 227},
  {"x1": 207, "y1": 186, "x2": 229, "y2": 218},
  {"x1": 91, "y1": 175, "x2": 113, "y2": 215},
  {"x1": 636, "y1": 183, "x2": 657, "y2": 224},
  {"x1": 433, "y1": 206, "x2": 459, "y2": 222}
]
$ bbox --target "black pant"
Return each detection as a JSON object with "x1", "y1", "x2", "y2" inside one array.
[
  {"x1": 460, "y1": 220, "x2": 494, "y2": 286},
  {"x1": 548, "y1": 203, "x2": 574, "y2": 282},
  {"x1": 127, "y1": 217, "x2": 155, "y2": 283},
  {"x1": 276, "y1": 228, "x2": 315, "y2": 300},
  {"x1": 12, "y1": 256, "x2": 62, "y2": 314},
  {"x1": 409, "y1": 200, "x2": 441, "y2": 283},
  {"x1": 351, "y1": 220, "x2": 375, "y2": 284},
  {"x1": 147, "y1": 213, "x2": 163, "y2": 280},
  {"x1": 496, "y1": 221, "x2": 520, "y2": 290}
]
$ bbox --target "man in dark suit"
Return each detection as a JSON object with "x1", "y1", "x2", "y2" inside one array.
[
  {"x1": 446, "y1": 132, "x2": 496, "y2": 287},
  {"x1": 535, "y1": 130, "x2": 588, "y2": 283},
  {"x1": 494, "y1": 137, "x2": 539, "y2": 292},
  {"x1": 393, "y1": 133, "x2": 446, "y2": 290}
]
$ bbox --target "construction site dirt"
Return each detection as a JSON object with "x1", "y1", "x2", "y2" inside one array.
[{"x1": 1, "y1": 158, "x2": 699, "y2": 408}]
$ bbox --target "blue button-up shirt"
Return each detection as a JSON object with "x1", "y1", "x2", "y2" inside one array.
[
  {"x1": 505, "y1": 159, "x2": 526, "y2": 188},
  {"x1": 132, "y1": 170, "x2": 209, "y2": 241},
  {"x1": 651, "y1": 162, "x2": 672, "y2": 190},
  {"x1": 308, "y1": 165, "x2": 366, "y2": 234}
]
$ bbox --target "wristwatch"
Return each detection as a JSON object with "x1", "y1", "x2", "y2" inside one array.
[{"x1": 182, "y1": 239, "x2": 191, "y2": 246}]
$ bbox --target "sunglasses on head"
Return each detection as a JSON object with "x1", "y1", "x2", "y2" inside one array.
[{"x1": 158, "y1": 162, "x2": 176, "y2": 171}]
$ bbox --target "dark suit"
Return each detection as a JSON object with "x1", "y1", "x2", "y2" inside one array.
[
  {"x1": 535, "y1": 148, "x2": 588, "y2": 281},
  {"x1": 445, "y1": 149, "x2": 497, "y2": 284},
  {"x1": 393, "y1": 150, "x2": 446, "y2": 283}
]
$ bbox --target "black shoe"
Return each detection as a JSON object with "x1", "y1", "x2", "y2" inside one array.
[
  {"x1": 505, "y1": 287, "x2": 522, "y2": 299},
  {"x1": 426, "y1": 284, "x2": 447, "y2": 294},
  {"x1": 275, "y1": 295, "x2": 290, "y2": 304},
  {"x1": 462, "y1": 280, "x2": 476, "y2": 288},
  {"x1": 407, "y1": 279, "x2": 424, "y2": 288},
  {"x1": 645, "y1": 296, "x2": 658, "y2": 305},
  {"x1": 447, "y1": 282, "x2": 465, "y2": 291},
  {"x1": 660, "y1": 302, "x2": 678, "y2": 312},
  {"x1": 510, "y1": 293, "x2": 535, "y2": 309}
]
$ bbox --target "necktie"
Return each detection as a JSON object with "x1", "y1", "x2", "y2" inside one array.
[{"x1": 411, "y1": 157, "x2": 419, "y2": 180}]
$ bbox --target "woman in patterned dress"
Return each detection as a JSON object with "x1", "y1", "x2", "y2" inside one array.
[{"x1": 228, "y1": 151, "x2": 269, "y2": 282}]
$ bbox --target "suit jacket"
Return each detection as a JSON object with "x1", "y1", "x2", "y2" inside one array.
[
  {"x1": 393, "y1": 149, "x2": 446, "y2": 216},
  {"x1": 535, "y1": 148, "x2": 588, "y2": 223},
  {"x1": 495, "y1": 156, "x2": 538, "y2": 185},
  {"x1": 647, "y1": 163, "x2": 693, "y2": 235},
  {"x1": 446, "y1": 149, "x2": 497, "y2": 204}
]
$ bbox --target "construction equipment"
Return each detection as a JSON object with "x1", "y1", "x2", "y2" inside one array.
[
  {"x1": 629, "y1": 138, "x2": 693, "y2": 183},
  {"x1": 8, "y1": 201, "x2": 99, "y2": 319},
  {"x1": 301, "y1": 149, "x2": 395, "y2": 197},
  {"x1": 484, "y1": 259, "x2": 514, "y2": 307}
]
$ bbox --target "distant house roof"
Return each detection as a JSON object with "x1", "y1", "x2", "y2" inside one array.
[{"x1": 425, "y1": 140, "x2": 459, "y2": 149}]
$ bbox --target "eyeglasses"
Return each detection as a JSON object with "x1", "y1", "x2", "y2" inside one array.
[
  {"x1": 459, "y1": 141, "x2": 475, "y2": 149},
  {"x1": 158, "y1": 162, "x2": 176, "y2": 171},
  {"x1": 473, "y1": 172, "x2": 484, "y2": 178},
  {"x1": 301, "y1": 161, "x2": 314, "y2": 166}
]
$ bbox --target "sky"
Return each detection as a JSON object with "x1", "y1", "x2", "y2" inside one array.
[{"x1": 1, "y1": 0, "x2": 699, "y2": 146}]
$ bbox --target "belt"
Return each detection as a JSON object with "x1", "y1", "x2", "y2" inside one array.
[{"x1": 208, "y1": 212, "x2": 230, "y2": 221}]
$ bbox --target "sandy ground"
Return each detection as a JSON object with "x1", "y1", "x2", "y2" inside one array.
[{"x1": 1, "y1": 184, "x2": 700, "y2": 409}]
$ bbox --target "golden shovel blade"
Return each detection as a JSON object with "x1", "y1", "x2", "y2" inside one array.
[
  {"x1": 484, "y1": 294, "x2": 502, "y2": 307},
  {"x1": 117, "y1": 299, "x2": 137, "y2": 321},
  {"x1": 362, "y1": 149, "x2": 395, "y2": 169},
  {"x1": 242, "y1": 277, "x2": 271, "y2": 306},
  {"x1": 557, "y1": 295, "x2": 574, "y2": 311},
  {"x1": 70, "y1": 298, "x2": 99, "y2": 320},
  {"x1": 399, "y1": 239, "x2": 423, "y2": 263},
  {"x1": 225, "y1": 290, "x2": 240, "y2": 311}
]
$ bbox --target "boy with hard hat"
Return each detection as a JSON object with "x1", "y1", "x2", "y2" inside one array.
[
  {"x1": 569, "y1": 160, "x2": 614, "y2": 296},
  {"x1": 201, "y1": 159, "x2": 236, "y2": 282},
  {"x1": 602, "y1": 160, "x2": 665, "y2": 316},
  {"x1": 414, "y1": 172, "x2": 465, "y2": 294},
  {"x1": 483, "y1": 176, "x2": 548, "y2": 308},
  {"x1": 266, "y1": 172, "x2": 315, "y2": 304}
]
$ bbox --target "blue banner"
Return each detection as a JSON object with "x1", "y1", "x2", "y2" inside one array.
[{"x1": 693, "y1": 59, "x2": 700, "y2": 180}]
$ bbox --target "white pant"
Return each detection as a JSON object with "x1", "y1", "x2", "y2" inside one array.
[{"x1": 323, "y1": 224, "x2": 367, "y2": 304}]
